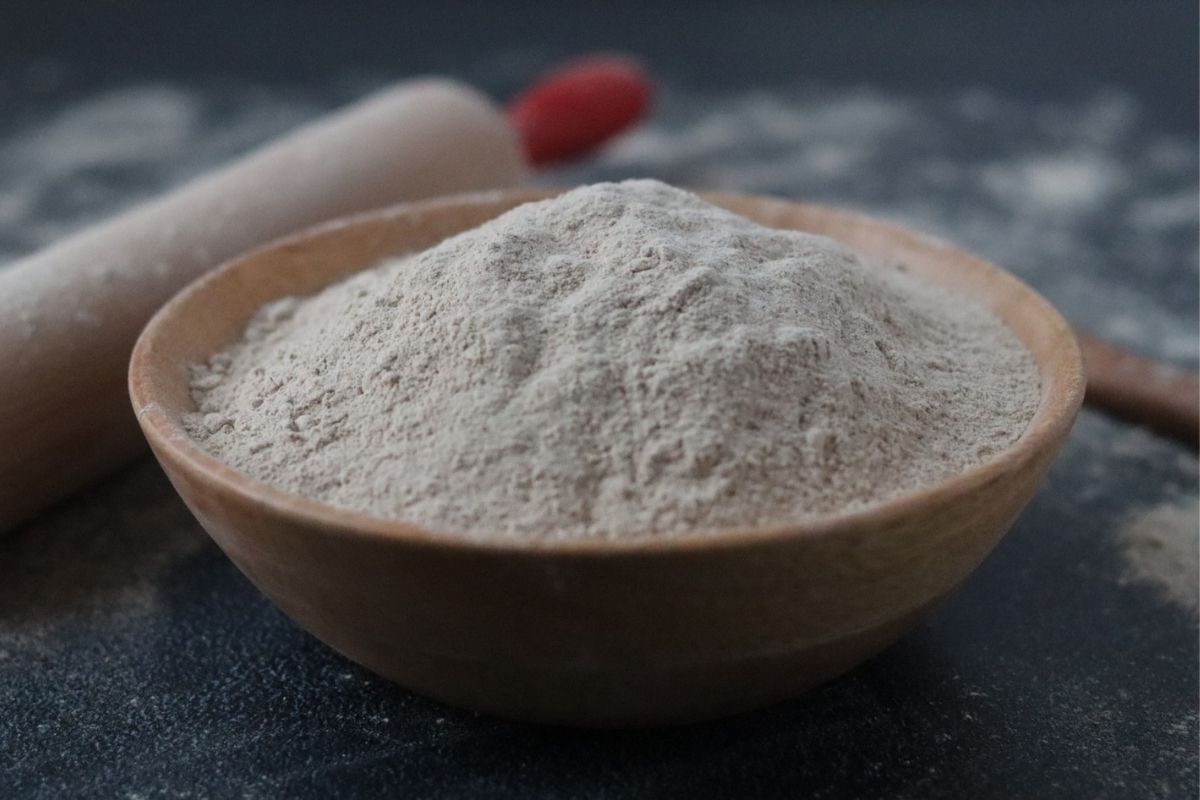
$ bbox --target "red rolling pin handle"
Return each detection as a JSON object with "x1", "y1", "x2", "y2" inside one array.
[{"x1": 509, "y1": 56, "x2": 653, "y2": 166}]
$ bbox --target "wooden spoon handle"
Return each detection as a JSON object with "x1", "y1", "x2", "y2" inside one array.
[{"x1": 1077, "y1": 329, "x2": 1199, "y2": 448}]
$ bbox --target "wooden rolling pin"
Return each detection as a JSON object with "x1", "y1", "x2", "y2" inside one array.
[{"x1": 0, "y1": 59, "x2": 653, "y2": 531}]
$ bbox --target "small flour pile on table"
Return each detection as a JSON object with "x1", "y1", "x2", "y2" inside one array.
[{"x1": 186, "y1": 180, "x2": 1039, "y2": 541}]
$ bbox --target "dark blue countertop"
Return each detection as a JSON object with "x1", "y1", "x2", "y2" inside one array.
[{"x1": 1, "y1": 3, "x2": 1196, "y2": 797}]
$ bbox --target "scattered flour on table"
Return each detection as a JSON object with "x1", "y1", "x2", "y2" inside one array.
[
  {"x1": 186, "y1": 180, "x2": 1039, "y2": 541},
  {"x1": 0, "y1": 83, "x2": 318, "y2": 262},
  {"x1": 1118, "y1": 498, "x2": 1199, "y2": 616},
  {"x1": 0, "y1": 460, "x2": 207, "y2": 653}
]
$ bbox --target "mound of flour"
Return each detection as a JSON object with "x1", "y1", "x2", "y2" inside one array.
[{"x1": 186, "y1": 180, "x2": 1039, "y2": 540}]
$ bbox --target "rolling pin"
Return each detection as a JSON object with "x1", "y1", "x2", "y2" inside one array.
[{"x1": 0, "y1": 58, "x2": 653, "y2": 531}]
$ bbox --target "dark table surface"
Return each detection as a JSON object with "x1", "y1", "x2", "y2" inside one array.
[{"x1": 1, "y1": 3, "x2": 1197, "y2": 798}]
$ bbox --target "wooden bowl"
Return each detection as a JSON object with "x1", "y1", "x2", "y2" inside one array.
[{"x1": 129, "y1": 190, "x2": 1084, "y2": 726}]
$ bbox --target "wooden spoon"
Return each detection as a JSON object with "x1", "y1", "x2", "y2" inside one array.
[{"x1": 1077, "y1": 332, "x2": 1199, "y2": 447}]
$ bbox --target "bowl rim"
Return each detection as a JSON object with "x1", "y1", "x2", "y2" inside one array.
[{"x1": 129, "y1": 188, "x2": 1085, "y2": 557}]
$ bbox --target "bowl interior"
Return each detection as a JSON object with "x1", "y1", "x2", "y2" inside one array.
[{"x1": 130, "y1": 189, "x2": 1085, "y2": 550}]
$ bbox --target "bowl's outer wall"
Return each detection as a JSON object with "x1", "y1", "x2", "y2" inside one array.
[{"x1": 131, "y1": 191, "x2": 1083, "y2": 726}]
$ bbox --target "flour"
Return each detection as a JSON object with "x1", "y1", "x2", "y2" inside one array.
[
  {"x1": 555, "y1": 86, "x2": 1199, "y2": 368},
  {"x1": 186, "y1": 180, "x2": 1039, "y2": 541},
  {"x1": 0, "y1": 84, "x2": 318, "y2": 264},
  {"x1": 0, "y1": 460, "x2": 207, "y2": 652},
  {"x1": 1118, "y1": 499, "x2": 1199, "y2": 616}
]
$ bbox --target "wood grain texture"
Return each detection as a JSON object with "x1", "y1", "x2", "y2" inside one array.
[{"x1": 129, "y1": 191, "x2": 1085, "y2": 726}]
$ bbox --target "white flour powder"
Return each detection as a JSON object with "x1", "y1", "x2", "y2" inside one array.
[
  {"x1": 186, "y1": 180, "x2": 1039, "y2": 540},
  {"x1": 1118, "y1": 498, "x2": 1200, "y2": 616}
]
